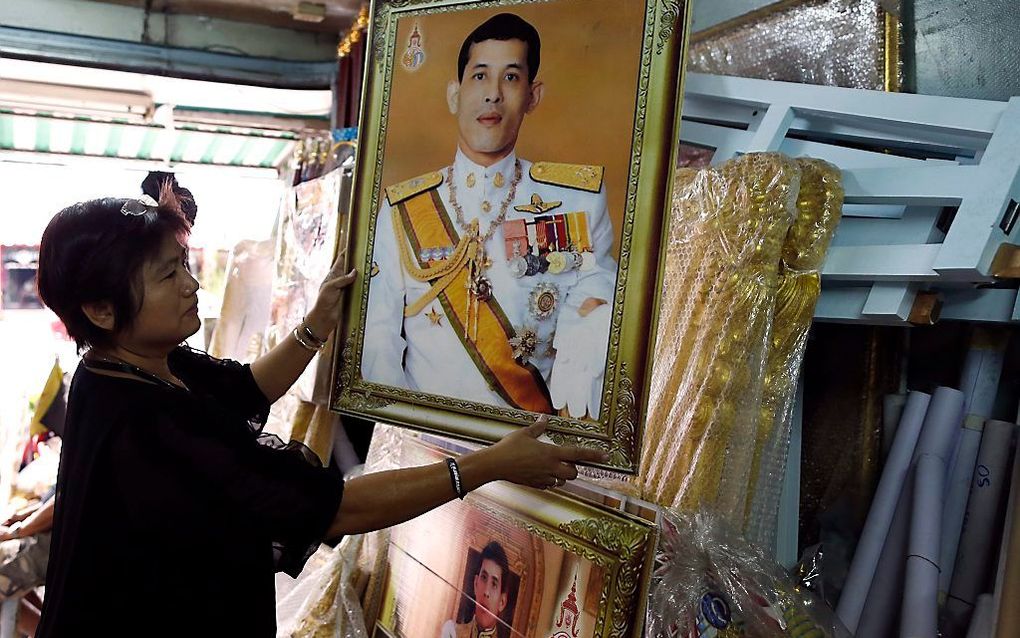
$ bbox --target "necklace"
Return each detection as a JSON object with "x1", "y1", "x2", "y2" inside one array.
[
  {"x1": 84, "y1": 352, "x2": 187, "y2": 391},
  {"x1": 447, "y1": 160, "x2": 523, "y2": 304},
  {"x1": 448, "y1": 159, "x2": 522, "y2": 244}
]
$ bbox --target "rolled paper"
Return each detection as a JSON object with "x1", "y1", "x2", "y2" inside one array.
[
  {"x1": 964, "y1": 593, "x2": 994, "y2": 638},
  {"x1": 883, "y1": 393, "x2": 908, "y2": 459},
  {"x1": 837, "y1": 391, "x2": 931, "y2": 633},
  {"x1": 939, "y1": 416, "x2": 985, "y2": 599},
  {"x1": 943, "y1": 419, "x2": 1017, "y2": 638},
  {"x1": 857, "y1": 386, "x2": 965, "y2": 638},
  {"x1": 901, "y1": 453, "x2": 945, "y2": 638},
  {"x1": 958, "y1": 328, "x2": 1008, "y2": 418}
]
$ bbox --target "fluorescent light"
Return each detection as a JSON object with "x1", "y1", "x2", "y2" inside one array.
[{"x1": 0, "y1": 79, "x2": 153, "y2": 122}]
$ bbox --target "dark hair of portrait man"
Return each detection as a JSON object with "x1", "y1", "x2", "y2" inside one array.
[{"x1": 457, "y1": 13, "x2": 541, "y2": 83}]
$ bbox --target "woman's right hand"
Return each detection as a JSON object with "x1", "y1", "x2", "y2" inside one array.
[{"x1": 480, "y1": 415, "x2": 609, "y2": 490}]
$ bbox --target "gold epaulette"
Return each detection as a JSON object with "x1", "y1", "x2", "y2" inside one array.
[
  {"x1": 385, "y1": 171, "x2": 444, "y2": 205},
  {"x1": 529, "y1": 162, "x2": 604, "y2": 193}
]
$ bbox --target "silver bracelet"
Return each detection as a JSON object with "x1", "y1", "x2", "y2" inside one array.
[
  {"x1": 292, "y1": 327, "x2": 322, "y2": 352},
  {"x1": 300, "y1": 317, "x2": 328, "y2": 348}
]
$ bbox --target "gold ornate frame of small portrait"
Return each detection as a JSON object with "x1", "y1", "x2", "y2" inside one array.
[
  {"x1": 331, "y1": 0, "x2": 693, "y2": 473},
  {"x1": 369, "y1": 436, "x2": 657, "y2": 638}
]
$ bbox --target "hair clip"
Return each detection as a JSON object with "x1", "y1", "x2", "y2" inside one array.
[{"x1": 121, "y1": 194, "x2": 159, "y2": 217}]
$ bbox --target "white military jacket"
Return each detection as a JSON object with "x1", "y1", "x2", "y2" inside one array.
[{"x1": 362, "y1": 149, "x2": 616, "y2": 419}]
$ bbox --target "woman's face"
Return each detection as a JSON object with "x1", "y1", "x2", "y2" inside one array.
[{"x1": 117, "y1": 233, "x2": 200, "y2": 354}]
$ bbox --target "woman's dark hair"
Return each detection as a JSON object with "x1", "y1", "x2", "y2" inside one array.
[
  {"x1": 37, "y1": 183, "x2": 191, "y2": 352},
  {"x1": 141, "y1": 171, "x2": 197, "y2": 224}
]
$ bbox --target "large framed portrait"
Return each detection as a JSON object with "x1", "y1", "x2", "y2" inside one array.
[
  {"x1": 370, "y1": 437, "x2": 657, "y2": 638},
  {"x1": 332, "y1": 0, "x2": 691, "y2": 471}
]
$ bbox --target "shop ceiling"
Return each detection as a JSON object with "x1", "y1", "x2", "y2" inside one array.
[{"x1": 86, "y1": 0, "x2": 363, "y2": 34}]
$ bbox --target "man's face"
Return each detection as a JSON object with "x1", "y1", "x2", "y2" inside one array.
[
  {"x1": 447, "y1": 38, "x2": 543, "y2": 165},
  {"x1": 473, "y1": 558, "x2": 508, "y2": 630}
]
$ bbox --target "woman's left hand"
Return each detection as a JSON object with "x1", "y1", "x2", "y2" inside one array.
[{"x1": 305, "y1": 253, "x2": 357, "y2": 340}]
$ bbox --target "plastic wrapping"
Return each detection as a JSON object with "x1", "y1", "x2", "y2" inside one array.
[
  {"x1": 209, "y1": 238, "x2": 275, "y2": 363},
  {"x1": 687, "y1": 0, "x2": 895, "y2": 91},
  {"x1": 276, "y1": 536, "x2": 370, "y2": 638},
  {"x1": 266, "y1": 168, "x2": 345, "y2": 402},
  {"x1": 276, "y1": 464, "x2": 372, "y2": 638},
  {"x1": 739, "y1": 158, "x2": 844, "y2": 548},
  {"x1": 640, "y1": 153, "x2": 800, "y2": 515},
  {"x1": 647, "y1": 508, "x2": 849, "y2": 637}
]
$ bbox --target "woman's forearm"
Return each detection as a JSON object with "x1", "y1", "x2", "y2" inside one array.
[
  {"x1": 17, "y1": 497, "x2": 54, "y2": 537},
  {"x1": 327, "y1": 447, "x2": 500, "y2": 537},
  {"x1": 249, "y1": 322, "x2": 325, "y2": 403}
]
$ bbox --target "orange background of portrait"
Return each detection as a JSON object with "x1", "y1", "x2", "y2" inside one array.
[{"x1": 379, "y1": 0, "x2": 647, "y2": 256}]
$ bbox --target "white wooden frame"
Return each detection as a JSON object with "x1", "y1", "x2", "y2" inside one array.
[{"x1": 681, "y1": 73, "x2": 1020, "y2": 325}]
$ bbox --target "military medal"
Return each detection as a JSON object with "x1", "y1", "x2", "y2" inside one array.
[
  {"x1": 509, "y1": 256, "x2": 528, "y2": 278},
  {"x1": 508, "y1": 327, "x2": 539, "y2": 364},
  {"x1": 471, "y1": 275, "x2": 492, "y2": 302},
  {"x1": 494, "y1": 171, "x2": 505, "y2": 188},
  {"x1": 466, "y1": 172, "x2": 476, "y2": 188},
  {"x1": 546, "y1": 251, "x2": 567, "y2": 274},
  {"x1": 524, "y1": 253, "x2": 542, "y2": 276},
  {"x1": 529, "y1": 282, "x2": 560, "y2": 320},
  {"x1": 419, "y1": 246, "x2": 454, "y2": 263}
]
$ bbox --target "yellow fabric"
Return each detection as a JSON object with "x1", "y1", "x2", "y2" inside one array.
[
  {"x1": 393, "y1": 195, "x2": 475, "y2": 317},
  {"x1": 397, "y1": 192, "x2": 553, "y2": 413},
  {"x1": 289, "y1": 400, "x2": 317, "y2": 444},
  {"x1": 29, "y1": 360, "x2": 62, "y2": 436}
]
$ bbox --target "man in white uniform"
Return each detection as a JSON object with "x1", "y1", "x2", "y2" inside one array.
[{"x1": 363, "y1": 13, "x2": 616, "y2": 419}]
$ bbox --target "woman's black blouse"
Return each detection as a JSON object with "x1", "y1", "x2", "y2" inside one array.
[{"x1": 37, "y1": 347, "x2": 344, "y2": 637}]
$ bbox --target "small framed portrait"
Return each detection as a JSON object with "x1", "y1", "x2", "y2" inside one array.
[
  {"x1": 332, "y1": 0, "x2": 692, "y2": 471},
  {"x1": 1, "y1": 245, "x2": 42, "y2": 311},
  {"x1": 370, "y1": 437, "x2": 656, "y2": 638}
]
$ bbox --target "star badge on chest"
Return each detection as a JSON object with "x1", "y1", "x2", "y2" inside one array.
[{"x1": 426, "y1": 306, "x2": 443, "y2": 326}]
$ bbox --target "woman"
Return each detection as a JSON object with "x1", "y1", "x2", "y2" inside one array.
[{"x1": 34, "y1": 186, "x2": 603, "y2": 635}]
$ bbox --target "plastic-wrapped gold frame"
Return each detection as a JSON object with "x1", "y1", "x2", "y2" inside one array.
[{"x1": 688, "y1": 0, "x2": 901, "y2": 92}]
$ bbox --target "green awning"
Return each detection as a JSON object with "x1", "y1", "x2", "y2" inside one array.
[{"x1": 0, "y1": 110, "x2": 297, "y2": 169}]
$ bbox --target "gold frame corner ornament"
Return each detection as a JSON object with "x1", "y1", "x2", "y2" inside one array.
[{"x1": 332, "y1": 0, "x2": 693, "y2": 473}]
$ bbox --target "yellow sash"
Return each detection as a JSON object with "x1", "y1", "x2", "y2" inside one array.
[{"x1": 394, "y1": 190, "x2": 553, "y2": 413}]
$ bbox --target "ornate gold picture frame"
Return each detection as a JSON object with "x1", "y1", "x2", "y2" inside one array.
[
  {"x1": 370, "y1": 436, "x2": 657, "y2": 638},
  {"x1": 331, "y1": 0, "x2": 691, "y2": 473}
]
